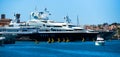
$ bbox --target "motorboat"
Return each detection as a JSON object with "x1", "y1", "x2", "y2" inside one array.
[{"x1": 95, "y1": 36, "x2": 105, "y2": 46}]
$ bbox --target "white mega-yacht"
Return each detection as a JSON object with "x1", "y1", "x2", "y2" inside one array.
[{"x1": 0, "y1": 8, "x2": 98, "y2": 42}]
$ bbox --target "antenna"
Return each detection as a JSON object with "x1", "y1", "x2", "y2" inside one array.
[
  {"x1": 30, "y1": 14, "x2": 31, "y2": 20},
  {"x1": 35, "y1": 6, "x2": 37, "y2": 11},
  {"x1": 44, "y1": 8, "x2": 47, "y2": 12},
  {"x1": 77, "y1": 15, "x2": 79, "y2": 26}
]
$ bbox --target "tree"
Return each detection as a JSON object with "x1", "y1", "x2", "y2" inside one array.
[
  {"x1": 103, "y1": 23, "x2": 109, "y2": 26},
  {"x1": 111, "y1": 22, "x2": 118, "y2": 26}
]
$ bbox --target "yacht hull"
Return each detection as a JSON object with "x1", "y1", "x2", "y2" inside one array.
[{"x1": 17, "y1": 32, "x2": 98, "y2": 41}]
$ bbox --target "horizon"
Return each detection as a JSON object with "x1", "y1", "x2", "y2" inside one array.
[{"x1": 0, "y1": 0, "x2": 120, "y2": 25}]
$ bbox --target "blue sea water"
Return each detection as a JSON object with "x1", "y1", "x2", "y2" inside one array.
[{"x1": 0, "y1": 40, "x2": 120, "y2": 57}]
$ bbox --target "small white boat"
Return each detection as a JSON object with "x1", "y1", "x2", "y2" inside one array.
[
  {"x1": 95, "y1": 37, "x2": 105, "y2": 46},
  {"x1": 0, "y1": 37, "x2": 5, "y2": 46},
  {"x1": 0, "y1": 37, "x2": 5, "y2": 40}
]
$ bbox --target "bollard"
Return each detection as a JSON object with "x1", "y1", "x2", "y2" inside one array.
[
  {"x1": 82, "y1": 37, "x2": 85, "y2": 42},
  {"x1": 35, "y1": 40, "x2": 39, "y2": 44},
  {"x1": 62, "y1": 38, "x2": 65, "y2": 42},
  {"x1": 66, "y1": 38, "x2": 70, "y2": 42},
  {"x1": 51, "y1": 38, "x2": 54, "y2": 43},
  {"x1": 47, "y1": 38, "x2": 51, "y2": 43},
  {"x1": 57, "y1": 38, "x2": 61, "y2": 42}
]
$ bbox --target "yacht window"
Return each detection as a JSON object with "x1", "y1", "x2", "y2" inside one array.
[
  {"x1": 46, "y1": 25, "x2": 62, "y2": 27},
  {"x1": 74, "y1": 29, "x2": 83, "y2": 31},
  {"x1": 46, "y1": 30, "x2": 50, "y2": 31},
  {"x1": 27, "y1": 28, "x2": 36, "y2": 29},
  {"x1": 46, "y1": 26, "x2": 51, "y2": 27},
  {"x1": 68, "y1": 25, "x2": 76, "y2": 28},
  {"x1": 6, "y1": 29, "x2": 19, "y2": 32},
  {"x1": 54, "y1": 26, "x2": 62, "y2": 27},
  {"x1": 66, "y1": 30, "x2": 73, "y2": 31},
  {"x1": 20, "y1": 25, "x2": 26, "y2": 26},
  {"x1": 41, "y1": 21, "x2": 47, "y2": 23},
  {"x1": 63, "y1": 25, "x2": 66, "y2": 26},
  {"x1": 22, "y1": 30, "x2": 27, "y2": 31}
]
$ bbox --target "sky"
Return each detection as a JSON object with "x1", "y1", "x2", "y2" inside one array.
[{"x1": 0, "y1": 0, "x2": 120, "y2": 25}]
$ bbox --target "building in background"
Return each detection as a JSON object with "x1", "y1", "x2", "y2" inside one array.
[{"x1": 0, "y1": 14, "x2": 11, "y2": 26}]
